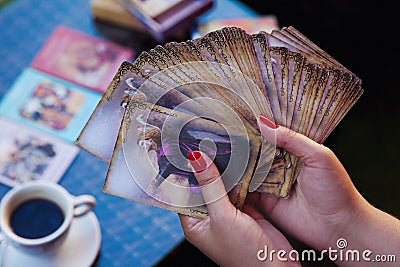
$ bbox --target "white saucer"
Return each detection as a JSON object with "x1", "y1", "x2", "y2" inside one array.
[{"x1": 2, "y1": 211, "x2": 101, "y2": 267}]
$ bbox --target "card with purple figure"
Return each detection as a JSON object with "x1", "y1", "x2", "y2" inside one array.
[{"x1": 104, "y1": 100, "x2": 258, "y2": 218}]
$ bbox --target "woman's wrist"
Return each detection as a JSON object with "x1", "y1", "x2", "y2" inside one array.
[
  {"x1": 326, "y1": 193, "x2": 372, "y2": 251},
  {"x1": 326, "y1": 196, "x2": 400, "y2": 266}
]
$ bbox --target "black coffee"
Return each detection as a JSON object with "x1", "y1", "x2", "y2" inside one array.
[{"x1": 10, "y1": 198, "x2": 64, "y2": 239}]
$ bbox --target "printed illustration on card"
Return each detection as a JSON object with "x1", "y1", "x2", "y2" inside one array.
[
  {"x1": 31, "y1": 25, "x2": 135, "y2": 93},
  {"x1": 0, "y1": 68, "x2": 101, "y2": 143},
  {"x1": 0, "y1": 118, "x2": 78, "y2": 187}
]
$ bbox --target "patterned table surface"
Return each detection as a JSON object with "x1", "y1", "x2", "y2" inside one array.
[{"x1": 0, "y1": 0, "x2": 256, "y2": 266}]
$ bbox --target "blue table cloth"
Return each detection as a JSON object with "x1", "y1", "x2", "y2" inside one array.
[
  {"x1": 0, "y1": 0, "x2": 257, "y2": 266},
  {"x1": 0, "y1": 1, "x2": 183, "y2": 266}
]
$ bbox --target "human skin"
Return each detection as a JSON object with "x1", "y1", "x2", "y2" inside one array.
[{"x1": 179, "y1": 115, "x2": 400, "y2": 266}]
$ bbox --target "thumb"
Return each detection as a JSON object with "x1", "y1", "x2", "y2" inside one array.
[
  {"x1": 257, "y1": 114, "x2": 331, "y2": 166},
  {"x1": 187, "y1": 151, "x2": 235, "y2": 218},
  {"x1": 179, "y1": 151, "x2": 235, "y2": 249}
]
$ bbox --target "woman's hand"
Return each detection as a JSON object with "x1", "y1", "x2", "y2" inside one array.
[
  {"x1": 179, "y1": 151, "x2": 300, "y2": 267},
  {"x1": 253, "y1": 115, "x2": 368, "y2": 251},
  {"x1": 255, "y1": 115, "x2": 400, "y2": 266},
  {"x1": 178, "y1": 114, "x2": 400, "y2": 266}
]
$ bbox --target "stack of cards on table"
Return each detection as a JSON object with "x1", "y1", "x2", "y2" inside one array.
[
  {"x1": 0, "y1": 25, "x2": 135, "y2": 187},
  {"x1": 197, "y1": 15, "x2": 280, "y2": 36},
  {"x1": 118, "y1": 0, "x2": 214, "y2": 41},
  {"x1": 91, "y1": 0, "x2": 149, "y2": 32},
  {"x1": 77, "y1": 26, "x2": 363, "y2": 218}
]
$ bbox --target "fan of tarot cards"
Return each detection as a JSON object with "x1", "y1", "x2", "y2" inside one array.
[{"x1": 77, "y1": 26, "x2": 363, "y2": 218}]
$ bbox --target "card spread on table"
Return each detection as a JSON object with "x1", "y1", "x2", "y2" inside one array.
[
  {"x1": 0, "y1": 68, "x2": 101, "y2": 143},
  {"x1": 77, "y1": 26, "x2": 363, "y2": 218},
  {"x1": 31, "y1": 25, "x2": 135, "y2": 93},
  {"x1": 0, "y1": 117, "x2": 78, "y2": 187}
]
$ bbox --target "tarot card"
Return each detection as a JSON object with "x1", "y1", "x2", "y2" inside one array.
[
  {"x1": 266, "y1": 31, "x2": 349, "y2": 141},
  {"x1": 284, "y1": 51, "x2": 304, "y2": 126},
  {"x1": 157, "y1": 38, "x2": 276, "y2": 194},
  {"x1": 284, "y1": 27, "x2": 345, "y2": 69},
  {"x1": 207, "y1": 28, "x2": 253, "y2": 89},
  {"x1": 277, "y1": 27, "x2": 362, "y2": 97},
  {"x1": 268, "y1": 46, "x2": 289, "y2": 126},
  {"x1": 0, "y1": 117, "x2": 78, "y2": 187},
  {"x1": 74, "y1": 57, "x2": 172, "y2": 161},
  {"x1": 296, "y1": 65, "x2": 323, "y2": 134},
  {"x1": 104, "y1": 100, "x2": 260, "y2": 217},
  {"x1": 318, "y1": 83, "x2": 363, "y2": 142},
  {"x1": 184, "y1": 32, "x2": 275, "y2": 182},
  {"x1": 314, "y1": 73, "x2": 354, "y2": 141},
  {"x1": 159, "y1": 43, "x2": 207, "y2": 83},
  {"x1": 307, "y1": 68, "x2": 342, "y2": 140},
  {"x1": 301, "y1": 67, "x2": 329, "y2": 135},
  {"x1": 257, "y1": 29, "x2": 360, "y2": 194},
  {"x1": 76, "y1": 62, "x2": 136, "y2": 161},
  {"x1": 262, "y1": 32, "x2": 305, "y2": 127},
  {"x1": 252, "y1": 33, "x2": 280, "y2": 119},
  {"x1": 217, "y1": 27, "x2": 271, "y2": 114},
  {"x1": 270, "y1": 29, "x2": 336, "y2": 71},
  {"x1": 31, "y1": 25, "x2": 134, "y2": 93},
  {"x1": 0, "y1": 68, "x2": 101, "y2": 143}
]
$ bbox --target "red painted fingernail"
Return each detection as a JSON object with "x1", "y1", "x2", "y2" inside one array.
[
  {"x1": 188, "y1": 151, "x2": 207, "y2": 172},
  {"x1": 188, "y1": 151, "x2": 201, "y2": 161},
  {"x1": 259, "y1": 114, "x2": 279, "y2": 129}
]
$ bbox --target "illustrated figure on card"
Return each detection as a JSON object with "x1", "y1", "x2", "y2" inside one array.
[
  {"x1": 135, "y1": 115, "x2": 200, "y2": 205},
  {"x1": 56, "y1": 41, "x2": 118, "y2": 88},
  {"x1": 130, "y1": 102, "x2": 232, "y2": 207},
  {"x1": 30, "y1": 26, "x2": 134, "y2": 93},
  {"x1": 0, "y1": 118, "x2": 78, "y2": 187},
  {"x1": 1, "y1": 135, "x2": 56, "y2": 183},
  {"x1": 19, "y1": 80, "x2": 85, "y2": 130}
]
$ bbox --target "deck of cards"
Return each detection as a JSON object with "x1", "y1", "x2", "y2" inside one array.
[{"x1": 77, "y1": 26, "x2": 363, "y2": 218}]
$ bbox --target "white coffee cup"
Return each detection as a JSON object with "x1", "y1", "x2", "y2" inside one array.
[{"x1": 0, "y1": 181, "x2": 96, "y2": 255}]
